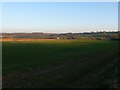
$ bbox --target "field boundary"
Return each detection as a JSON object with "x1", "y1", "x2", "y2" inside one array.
[{"x1": 0, "y1": 39, "x2": 56, "y2": 41}]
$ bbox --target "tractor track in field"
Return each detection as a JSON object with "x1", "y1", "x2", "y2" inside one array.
[
  {"x1": 3, "y1": 49, "x2": 118, "y2": 88},
  {"x1": 62, "y1": 55, "x2": 119, "y2": 88}
]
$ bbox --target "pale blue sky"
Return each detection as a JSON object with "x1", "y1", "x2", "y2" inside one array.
[{"x1": 2, "y1": 2, "x2": 118, "y2": 33}]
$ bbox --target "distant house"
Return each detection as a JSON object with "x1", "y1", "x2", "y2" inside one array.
[{"x1": 57, "y1": 37, "x2": 59, "y2": 39}]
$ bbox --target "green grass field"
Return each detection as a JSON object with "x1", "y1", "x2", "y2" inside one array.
[{"x1": 2, "y1": 40, "x2": 119, "y2": 88}]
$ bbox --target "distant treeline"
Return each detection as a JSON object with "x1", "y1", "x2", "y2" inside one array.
[{"x1": 1, "y1": 31, "x2": 120, "y2": 40}]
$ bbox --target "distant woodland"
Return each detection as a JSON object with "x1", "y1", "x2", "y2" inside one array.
[{"x1": 1, "y1": 31, "x2": 120, "y2": 40}]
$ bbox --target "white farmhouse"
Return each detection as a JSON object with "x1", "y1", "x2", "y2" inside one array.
[{"x1": 57, "y1": 37, "x2": 59, "y2": 39}]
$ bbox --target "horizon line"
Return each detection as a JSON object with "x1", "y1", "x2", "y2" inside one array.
[{"x1": 1, "y1": 30, "x2": 119, "y2": 34}]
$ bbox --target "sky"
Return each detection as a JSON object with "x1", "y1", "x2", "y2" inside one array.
[{"x1": 1, "y1": 2, "x2": 118, "y2": 33}]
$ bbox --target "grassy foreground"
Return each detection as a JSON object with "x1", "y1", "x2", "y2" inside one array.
[{"x1": 2, "y1": 40, "x2": 119, "y2": 88}]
